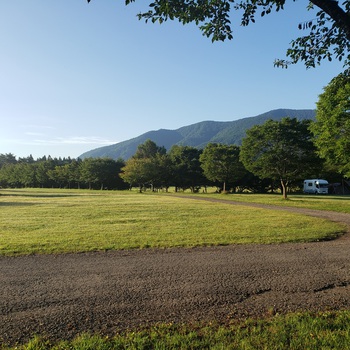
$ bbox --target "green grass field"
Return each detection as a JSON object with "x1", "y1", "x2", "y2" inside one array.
[
  {"x1": 1, "y1": 188, "x2": 349, "y2": 349},
  {"x1": 0, "y1": 189, "x2": 346, "y2": 256},
  {"x1": 178, "y1": 191, "x2": 350, "y2": 213}
]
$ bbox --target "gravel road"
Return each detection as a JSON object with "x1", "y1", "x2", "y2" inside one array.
[{"x1": 1, "y1": 199, "x2": 350, "y2": 346}]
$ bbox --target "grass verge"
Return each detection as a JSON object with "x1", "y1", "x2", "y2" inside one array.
[
  {"x1": 2, "y1": 311, "x2": 350, "y2": 349},
  {"x1": 185, "y1": 191, "x2": 350, "y2": 213}
]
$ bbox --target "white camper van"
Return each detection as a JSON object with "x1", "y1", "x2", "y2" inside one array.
[{"x1": 303, "y1": 179, "x2": 329, "y2": 194}]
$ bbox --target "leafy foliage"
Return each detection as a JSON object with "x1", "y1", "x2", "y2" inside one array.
[
  {"x1": 240, "y1": 118, "x2": 322, "y2": 198},
  {"x1": 88, "y1": 0, "x2": 350, "y2": 68},
  {"x1": 0, "y1": 156, "x2": 127, "y2": 190},
  {"x1": 133, "y1": 139, "x2": 166, "y2": 159},
  {"x1": 311, "y1": 71, "x2": 350, "y2": 176},
  {"x1": 200, "y1": 143, "x2": 245, "y2": 192},
  {"x1": 120, "y1": 139, "x2": 172, "y2": 191},
  {"x1": 168, "y1": 145, "x2": 205, "y2": 192}
]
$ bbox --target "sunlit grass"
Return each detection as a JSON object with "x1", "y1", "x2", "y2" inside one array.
[
  {"x1": 3, "y1": 311, "x2": 350, "y2": 350},
  {"x1": 182, "y1": 190, "x2": 350, "y2": 213},
  {"x1": 0, "y1": 189, "x2": 345, "y2": 256}
]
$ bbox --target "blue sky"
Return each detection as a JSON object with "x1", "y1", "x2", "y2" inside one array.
[{"x1": 0, "y1": 0, "x2": 345, "y2": 159}]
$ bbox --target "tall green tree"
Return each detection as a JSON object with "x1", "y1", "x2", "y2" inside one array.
[
  {"x1": 47, "y1": 165, "x2": 68, "y2": 188},
  {"x1": 133, "y1": 139, "x2": 166, "y2": 159},
  {"x1": 18, "y1": 155, "x2": 35, "y2": 164},
  {"x1": 36, "y1": 159, "x2": 56, "y2": 188},
  {"x1": 169, "y1": 145, "x2": 205, "y2": 192},
  {"x1": 80, "y1": 158, "x2": 101, "y2": 189},
  {"x1": 240, "y1": 118, "x2": 322, "y2": 199},
  {"x1": 151, "y1": 153, "x2": 173, "y2": 191},
  {"x1": 96, "y1": 158, "x2": 128, "y2": 190},
  {"x1": 66, "y1": 159, "x2": 82, "y2": 189},
  {"x1": 88, "y1": 0, "x2": 350, "y2": 69},
  {"x1": 120, "y1": 157, "x2": 154, "y2": 192},
  {"x1": 80, "y1": 158, "x2": 123, "y2": 190},
  {"x1": 200, "y1": 143, "x2": 245, "y2": 192},
  {"x1": 311, "y1": 72, "x2": 350, "y2": 177},
  {"x1": 0, "y1": 164, "x2": 19, "y2": 187},
  {"x1": 0, "y1": 153, "x2": 17, "y2": 168},
  {"x1": 120, "y1": 140, "x2": 169, "y2": 191}
]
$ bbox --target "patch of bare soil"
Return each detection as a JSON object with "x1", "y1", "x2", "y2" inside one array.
[{"x1": 1, "y1": 199, "x2": 350, "y2": 346}]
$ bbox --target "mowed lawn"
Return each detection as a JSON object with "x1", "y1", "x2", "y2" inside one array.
[
  {"x1": 193, "y1": 192, "x2": 350, "y2": 213},
  {"x1": 0, "y1": 189, "x2": 346, "y2": 256}
]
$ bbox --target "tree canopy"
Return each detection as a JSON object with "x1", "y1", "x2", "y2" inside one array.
[
  {"x1": 169, "y1": 145, "x2": 205, "y2": 192},
  {"x1": 120, "y1": 139, "x2": 171, "y2": 191},
  {"x1": 240, "y1": 117, "x2": 322, "y2": 199},
  {"x1": 200, "y1": 143, "x2": 245, "y2": 192},
  {"x1": 88, "y1": 0, "x2": 350, "y2": 69},
  {"x1": 311, "y1": 71, "x2": 350, "y2": 177}
]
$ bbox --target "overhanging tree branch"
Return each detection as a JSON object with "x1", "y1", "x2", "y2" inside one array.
[
  {"x1": 87, "y1": 0, "x2": 350, "y2": 69},
  {"x1": 310, "y1": 0, "x2": 350, "y2": 41}
]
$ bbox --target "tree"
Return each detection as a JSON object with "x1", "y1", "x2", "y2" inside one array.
[
  {"x1": 120, "y1": 157, "x2": 154, "y2": 191},
  {"x1": 200, "y1": 143, "x2": 245, "y2": 193},
  {"x1": 240, "y1": 118, "x2": 322, "y2": 199},
  {"x1": 18, "y1": 155, "x2": 35, "y2": 164},
  {"x1": 133, "y1": 139, "x2": 166, "y2": 159},
  {"x1": 0, "y1": 164, "x2": 19, "y2": 188},
  {"x1": 79, "y1": 158, "x2": 123, "y2": 190},
  {"x1": 47, "y1": 165, "x2": 68, "y2": 188},
  {"x1": 88, "y1": 0, "x2": 350, "y2": 69},
  {"x1": 95, "y1": 158, "x2": 128, "y2": 190},
  {"x1": 36, "y1": 159, "x2": 56, "y2": 188},
  {"x1": 0, "y1": 153, "x2": 17, "y2": 169},
  {"x1": 65, "y1": 159, "x2": 82, "y2": 189},
  {"x1": 80, "y1": 158, "x2": 101, "y2": 189},
  {"x1": 311, "y1": 72, "x2": 350, "y2": 177},
  {"x1": 169, "y1": 145, "x2": 205, "y2": 192},
  {"x1": 120, "y1": 140, "x2": 169, "y2": 191},
  {"x1": 151, "y1": 153, "x2": 173, "y2": 191}
]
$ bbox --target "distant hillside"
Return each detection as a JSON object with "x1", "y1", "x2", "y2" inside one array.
[{"x1": 79, "y1": 109, "x2": 316, "y2": 160}]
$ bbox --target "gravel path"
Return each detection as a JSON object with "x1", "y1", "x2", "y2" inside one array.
[{"x1": 1, "y1": 199, "x2": 350, "y2": 346}]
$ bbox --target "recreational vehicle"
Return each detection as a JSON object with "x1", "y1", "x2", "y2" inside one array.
[{"x1": 303, "y1": 179, "x2": 329, "y2": 194}]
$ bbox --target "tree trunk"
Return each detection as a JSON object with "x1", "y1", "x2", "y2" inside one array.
[
  {"x1": 311, "y1": 0, "x2": 350, "y2": 41},
  {"x1": 280, "y1": 180, "x2": 288, "y2": 199}
]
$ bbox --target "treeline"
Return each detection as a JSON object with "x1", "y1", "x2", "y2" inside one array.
[
  {"x1": 118, "y1": 141, "x2": 270, "y2": 193},
  {"x1": 0, "y1": 146, "x2": 264, "y2": 192},
  {"x1": 0, "y1": 154, "x2": 127, "y2": 190}
]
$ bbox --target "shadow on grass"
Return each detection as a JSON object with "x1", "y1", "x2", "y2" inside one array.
[
  {"x1": 291, "y1": 194, "x2": 350, "y2": 201},
  {"x1": 0, "y1": 201, "x2": 39, "y2": 206},
  {"x1": 0, "y1": 192, "x2": 83, "y2": 198}
]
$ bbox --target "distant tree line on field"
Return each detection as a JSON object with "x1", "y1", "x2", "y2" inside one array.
[
  {"x1": 0, "y1": 154, "x2": 127, "y2": 190},
  {"x1": 0, "y1": 145, "x2": 265, "y2": 192}
]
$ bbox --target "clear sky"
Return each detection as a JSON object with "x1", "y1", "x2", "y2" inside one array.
[{"x1": 0, "y1": 0, "x2": 345, "y2": 159}]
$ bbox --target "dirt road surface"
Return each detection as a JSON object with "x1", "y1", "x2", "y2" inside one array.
[{"x1": 1, "y1": 199, "x2": 350, "y2": 346}]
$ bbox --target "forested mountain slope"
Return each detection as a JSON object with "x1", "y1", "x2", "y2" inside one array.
[{"x1": 79, "y1": 109, "x2": 315, "y2": 160}]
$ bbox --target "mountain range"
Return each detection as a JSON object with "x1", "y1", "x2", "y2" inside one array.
[{"x1": 79, "y1": 108, "x2": 316, "y2": 160}]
